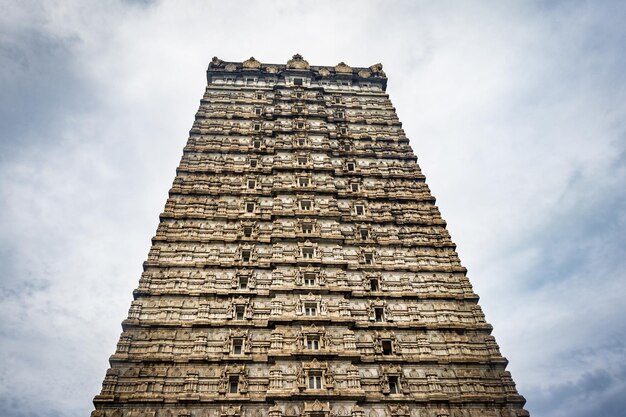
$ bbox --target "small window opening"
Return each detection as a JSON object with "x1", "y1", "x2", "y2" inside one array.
[
  {"x1": 247, "y1": 179, "x2": 256, "y2": 189},
  {"x1": 351, "y1": 183, "x2": 359, "y2": 192},
  {"x1": 346, "y1": 162, "x2": 355, "y2": 171},
  {"x1": 304, "y1": 303, "x2": 317, "y2": 316},
  {"x1": 355, "y1": 205, "x2": 365, "y2": 215},
  {"x1": 245, "y1": 202, "x2": 255, "y2": 213},
  {"x1": 293, "y1": 78, "x2": 303, "y2": 86},
  {"x1": 250, "y1": 159, "x2": 258, "y2": 168},
  {"x1": 300, "y1": 200, "x2": 312, "y2": 210},
  {"x1": 382, "y1": 340, "x2": 393, "y2": 355},
  {"x1": 253, "y1": 140, "x2": 261, "y2": 149},
  {"x1": 307, "y1": 336, "x2": 320, "y2": 350},
  {"x1": 302, "y1": 223, "x2": 313, "y2": 234},
  {"x1": 303, "y1": 272, "x2": 316, "y2": 286},
  {"x1": 254, "y1": 123, "x2": 261, "y2": 131},
  {"x1": 299, "y1": 177, "x2": 309, "y2": 187},
  {"x1": 298, "y1": 156, "x2": 308, "y2": 165},
  {"x1": 370, "y1": 278, "x2": 379, "y2": 291},
  {"x1": 302, "y1": 247, "x2": 314, "y2": 259},
  {"x1": 229, "y1": 376, "x2": 239, "y2": 393},
  {"x1": 388, "y1": 376, "x2": 399, "y2": 394},
  {"x1": 308, "y1": 371, "x2": 322, "y2": 389},
  {"x1": 239, "y1": 276, "x2": 248, "y2": 289},
  {"x1": 232, "y1": 339, "x2": 243, "y2": 355},
  {"x1": 374, "y1": 307, "x2": 384, "y2": 322},
  {"x1": 243, "y1": 227, "x2": 252, "y2": 238},
  {"x1": 360, "y1": 229, "x2": 369, "y2": 239},
  {"x1": 241, "y1": 250, "x2": 251, "y2": 262},
  {"x1": 255, "y1": 107, "x2": 262, "y2": 116},
  {"x1": 235, "y1": 306, "x2": 245, "y2": 320},
  {"x1": 364, "y1": 252, "x2": 374, "y2": 265}
]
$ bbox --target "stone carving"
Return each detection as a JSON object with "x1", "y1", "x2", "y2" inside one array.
[
  {"x1": 243, "y1": 57, "x2": 261, "y2": 69},
  {"x1": 287, "y1": 53, "x2": 310, "y2": 70},
  {"x1": 335, "y1": 62, "x2": 352, "y2": 74},
  {"x1": 91, "y1": 56, "x2": 529, "y2": 417}
]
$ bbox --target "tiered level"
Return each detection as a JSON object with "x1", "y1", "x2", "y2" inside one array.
[{"x1": 92, "y1": 55, "x2": 528, "y2": 417}]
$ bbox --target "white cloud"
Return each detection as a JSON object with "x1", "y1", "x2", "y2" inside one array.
[{"x1": 1, "y1": 1, "x2": 624, "y2": 416}]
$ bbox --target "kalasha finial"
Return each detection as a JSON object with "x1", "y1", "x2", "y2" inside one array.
[
  {"x1": 209, "y1": 56, "x2": 224, "y2": 69},
  {"x1": 242, "y1": 56, "x2": 261, "y2": 69},
  {"x1": 287, "y1": 53, "x2": 310, "y2": 70}
]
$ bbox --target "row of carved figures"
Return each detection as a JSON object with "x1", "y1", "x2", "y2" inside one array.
[{"x1": 92, "y1": 402, "x2": 527, "y2": 417}]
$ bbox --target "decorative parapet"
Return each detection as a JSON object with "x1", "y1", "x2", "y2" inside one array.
[{"x1": 208, "y1": 54, "x2": 387, "y2": 90}]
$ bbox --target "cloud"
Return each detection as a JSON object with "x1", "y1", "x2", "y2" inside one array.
[{"x1": 0, "y1": 1, "x2": 625, "y2": 416}]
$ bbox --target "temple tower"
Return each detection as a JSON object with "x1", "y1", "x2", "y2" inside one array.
[{"x1": 92, "y1": 55, "x2": 528, "y2": 417}]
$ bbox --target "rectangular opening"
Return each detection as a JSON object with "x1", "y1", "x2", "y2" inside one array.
[
  {"x1": 243, "y1": 226, "x2": 253, "y2": 238},
  {"x1": 229, "y1": 376, "x2": 239, "y2": 393},
  {"x1": 293, "y1": 78, "x2": 303, "y2": 86},
  {"x1": 303, "y1": 272, "x2": 316, "y2": 286},
  {"x1": 364, "y1": 252, "x2": 374, "y2": 265},
  {"x1": 241, "y1": 250, "x2": 251, "y2": 262},
  {"x1": 302, "y1": 223, "x2": 313, "y2": 234},
  {"x1": 297, "y1": 122, "x2": 305, "y2": 129},
  {"x1": 340, "y1": 127, "x2": 347, "y2": 135},
  {"x1": 295, "y1": 106, "x2": 304, "y2": 113},
  {"x1": 306, "y1": 336, "x2": 320, "y2": 350},
  {"x1": 245, "y1": 202, "x2": 255, "y2": 213},
  {"x1": 302, "y1": 247, "x2": 314, "y2": 259},
  {"x1": 344, "y1": 143, "x2": 351, "y2": 151},
  {"x1": 360, "y1": 229, "x2": 369, "y2": 239},
  {"x1": 253, "y1": 140, "x2": 261, "y2": 149},
  {"x1": 250, "y1": 159, "x2": 258, "y2": 168},
  {"x1": 382, "y1": 340, "x2": 393, "y2": 355},
  {"x1": 388, "y1": 376, "x2": 399, "y2": 394},
  {"x1": 346, "y1": 162, "x2": 355, "y2": 171},
  {"x1": 299, "y1": 177, "x2": 309, "y2": 187},
  {"x1": 336, "y1": 111, "x2": 344, "y2": 118},
  {"x1": 235, "y1": 306, "x2": 245, "y2": 320},
  {"x1": 254, "y1": 123, "x2": 261, "y2": 131},
  {"x1": 300, "y1": 200, "x2": 312, "y2": 210},
  {"x1": 256, "y1": 93, "x2": 264, "y2": 100},
  {"x1": 297, "y1": 156, "x2": 308, "y2": 165},
  {"x1": 355, "y1": 205, "x2": 365, "y2": 216},
  {"x1": 334, "y1": 96, "x2": 341, "y2": 104},
  {"x1": 254, "y1": 107, "x2": 262, "y2": 115},
  {"x1": 370, "y1": 278, "x2": 379, "y2": 291},
  {"x1": 374, "y1": 307, "x2": 384, "y2": 322},
  {"x1": 232, "y1": 339, "x2": 243, "y2": 355},
  {"x1": 304, "y1": 302, "x2": 317, "y2": 316},
  {"x1": 351, "y1": 183, "x2": 359, "y2": 192},
  {"x1": 296, "y1": 91, "x2": 303, "y2": 99},
  {"x1": 239, "y1": 276, "x2": 248, "y2": 289},
  {"x1": 247, "y1": 179, "x2": 256, "y2": 189},
  {"x1": 308, "y1": 371, "x2": 322, "y2": 389},
  {"x1": 298, "y1": 137, "x2": 307, "y2": 146}
]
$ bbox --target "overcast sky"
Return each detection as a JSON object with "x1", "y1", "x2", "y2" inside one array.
[{"x1": 1, "y1": 1, "x2": 625, "y2": 416}]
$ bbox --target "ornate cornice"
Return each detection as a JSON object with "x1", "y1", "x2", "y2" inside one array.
[{"x1": 208, "y1": 54, "x2": 387, "y2": 89}]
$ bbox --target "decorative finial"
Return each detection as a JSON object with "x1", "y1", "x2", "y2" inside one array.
[
  {"x1": 287, "y1": 54, "x2": 310, "y2": 70},
  {"x1": 242, "y1": 56, "x2": 261, "y2": 69}
]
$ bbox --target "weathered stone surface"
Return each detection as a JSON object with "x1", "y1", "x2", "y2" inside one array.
[{"x1": 91, "y1": 56, "x2": 528, "y2": 417}]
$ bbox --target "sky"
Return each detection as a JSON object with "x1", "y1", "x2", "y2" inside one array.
[{"x1": 0, "y1": 1, "x2": 625, "y2": 416}]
